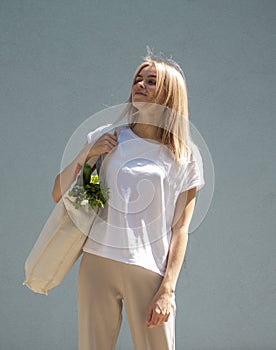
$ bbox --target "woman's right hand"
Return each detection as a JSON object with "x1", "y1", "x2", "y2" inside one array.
[
  {"x1": 52, "y1": 130, "x2": 118, "y2": 203},
  {"x1": 85, "y1": 131, "x2": 118, "y2": 161}
]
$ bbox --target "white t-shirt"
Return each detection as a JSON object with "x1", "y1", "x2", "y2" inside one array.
[{"x1": 82, "y1": 123, "x2": 205, "y2": 276}]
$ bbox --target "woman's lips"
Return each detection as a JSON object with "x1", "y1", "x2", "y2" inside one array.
[{"x1": 134, "y1": 92, "x2": 146, "y2": 96}]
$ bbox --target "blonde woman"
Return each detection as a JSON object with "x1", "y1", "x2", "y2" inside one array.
[{"x1": 52, "y1": 55, "x2": 205, "y2": 350}]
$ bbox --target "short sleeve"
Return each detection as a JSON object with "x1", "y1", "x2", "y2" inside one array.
[
  {"x1": 87, "y1": 123, "x2": 113, "y2": 145},
  {"x1": 180, "y1": 144, "x2": 205, "y2": 193}
]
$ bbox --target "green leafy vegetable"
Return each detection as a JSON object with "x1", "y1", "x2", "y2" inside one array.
[{"x1": 69, "y1": 163, "x2": 110, "y2": 210}]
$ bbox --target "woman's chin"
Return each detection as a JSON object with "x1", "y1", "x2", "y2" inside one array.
[{"x1": 132, "y1": 100, "x2": 155, "y2": 111}]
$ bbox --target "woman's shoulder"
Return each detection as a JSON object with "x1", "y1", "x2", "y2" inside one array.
[{"x1": 87, "y1": 123, "x2": 114, "y2": 144}]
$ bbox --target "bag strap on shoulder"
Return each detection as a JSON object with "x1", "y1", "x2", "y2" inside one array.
[{"x1": 95, "y1": 125, "x2": 125, "y2": 175}]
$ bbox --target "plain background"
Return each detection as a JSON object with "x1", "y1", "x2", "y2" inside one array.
[{"x1": 1, "y1": 0, "x2": 275, "y2": 349}]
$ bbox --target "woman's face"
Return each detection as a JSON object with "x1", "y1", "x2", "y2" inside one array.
[{"x1": 131, "y1": 64, "x2": 158, "y2": 107}]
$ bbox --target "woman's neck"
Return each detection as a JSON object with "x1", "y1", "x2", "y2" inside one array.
[{"x1": 131, "y1": 123, "x2": 161, "y2": 141}]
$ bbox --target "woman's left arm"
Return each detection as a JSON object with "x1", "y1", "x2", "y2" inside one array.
[{"x1": 146, "y1": 187, "x2": 197, "y2": 328}]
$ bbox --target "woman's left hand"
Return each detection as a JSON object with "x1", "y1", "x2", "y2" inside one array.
[{"x1": 146, "y1": 289, "x2": 174, "y2": 328}]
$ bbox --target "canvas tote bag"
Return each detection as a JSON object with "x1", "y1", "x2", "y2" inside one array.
[{"x1": 23, "y1": 157, "x2": 99, "y2": 295}]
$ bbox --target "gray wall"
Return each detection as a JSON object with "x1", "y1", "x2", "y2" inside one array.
[{"x1": 1, "y1": 0, "x2": 275, "y2": 349}]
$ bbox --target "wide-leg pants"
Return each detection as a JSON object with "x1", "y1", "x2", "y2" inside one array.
[{"x1": 78, "y1": 252, "x2": 176, "y2": 350}]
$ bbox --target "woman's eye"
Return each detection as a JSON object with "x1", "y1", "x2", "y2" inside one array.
[{"x1": 134, "y1": 79, "x2": 156, "y2": 85}]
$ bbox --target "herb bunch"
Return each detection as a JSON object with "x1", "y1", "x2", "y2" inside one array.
[{"x1": 68, "y1": 163, "x2": 110, "y2": 210}]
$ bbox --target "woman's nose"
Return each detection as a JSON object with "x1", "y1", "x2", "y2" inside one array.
[{"x1": 137, "y1": 80, "x2": 145, "y2": 88}]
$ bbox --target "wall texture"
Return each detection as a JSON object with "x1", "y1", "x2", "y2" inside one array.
[{"x1": 0, "y1": 0, "x2": 275, "y2": 349}]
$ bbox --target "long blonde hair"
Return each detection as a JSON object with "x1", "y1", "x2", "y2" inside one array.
[{"x1": 113, "y1": 56, "x2": 195, "y2": 164}]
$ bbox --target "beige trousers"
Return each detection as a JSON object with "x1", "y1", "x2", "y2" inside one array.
[{"x1": 78, "y1": 252, "x2": 176, "y2": 350}]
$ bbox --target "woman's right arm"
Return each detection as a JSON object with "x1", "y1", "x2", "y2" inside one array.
[{"x1": 52, "y1": 131, "x2": 118, "y2": 203}]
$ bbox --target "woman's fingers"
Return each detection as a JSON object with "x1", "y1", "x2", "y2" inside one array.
[
  {"x1": 151, "y1": 306, "x2": 163, "y2": 327},
  {"x1": 146, "y1": 307, "x2": 153, "y2": 325},
  {"x1": 164, "y1": 313, "x2": 170, "y2": 322},
  {"x1": 146, "y1": 290, "x2": 174, "y2": 328},
  {"x1": 102, "y1": 132, "x2": 118, "y2": 147},
  {"x1": 105, "y1": 133, "x2": 118, "y2": 147},
  {"x1": 100, "y1": 134, "x2": 117, "y2": 153},
  {"x1": 88, "y1": 132, "x2": 118, "y2": 158},
  {"x1": 146, "y1": 304, "x2": 171, "y2": 328}
]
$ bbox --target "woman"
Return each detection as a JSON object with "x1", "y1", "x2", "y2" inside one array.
[{"x1": 52, "y1": 55, "x2": 205, "y2": 350}]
